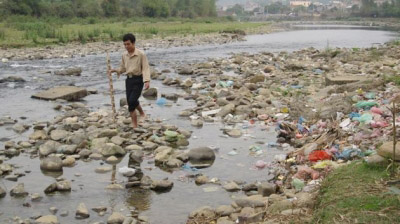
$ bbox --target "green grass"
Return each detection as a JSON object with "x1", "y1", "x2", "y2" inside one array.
[
  {"x1": 313, "y1": 162, "x2": 400, "y2": 224},
  {"x1": 0, "y1": 16, "x2": 271, "y2": 48},
  {"x1": 384, "y1": 75, "x2": 400, "y2": 86}
]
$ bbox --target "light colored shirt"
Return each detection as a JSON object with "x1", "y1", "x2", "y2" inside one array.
[{"x1": 118, "y1": 48, "x2": 151, "y2": 82}]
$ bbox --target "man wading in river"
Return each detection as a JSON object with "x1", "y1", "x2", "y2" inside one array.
[{"x1": 110, "y1": 33, "x2": 151, "y2": 128}]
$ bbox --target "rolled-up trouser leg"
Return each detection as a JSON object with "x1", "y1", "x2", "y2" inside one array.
[{"x1": 125, "y1": 76, "x2": 144, "y2": 112}]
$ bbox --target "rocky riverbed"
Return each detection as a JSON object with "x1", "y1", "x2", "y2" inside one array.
[{"x1": 0, "y1": 26, "x2": 399, "y2": 224}]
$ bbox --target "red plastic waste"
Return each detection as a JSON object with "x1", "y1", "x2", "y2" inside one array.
[{"x1": 308, "y1": 150, "x2": 332, "y2": 162}]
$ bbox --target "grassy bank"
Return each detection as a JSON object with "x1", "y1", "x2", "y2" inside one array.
[
  {"x1": 313, "y1": 162, "x2": 400, "y2": 224},
  {"x1": 0, "y1": 16, "x2": 270, "y2": 48}
]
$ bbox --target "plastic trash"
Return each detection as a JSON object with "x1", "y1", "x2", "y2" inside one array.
[
  {"x1": 370, "y1": 107, "x2": 383, "y2": 115},
  {"x1": 227, "y1": 150, "x2": 238, "y2": 156},
  {"x1": 308, "y1": 150, "x2": 332, "y2": 162},
  {"x1": 340, "y1": 118, "x2": 351, "y2": 129},
  {"x1": 312, "y1": 160, "x2": 333, "y2": 169},
  {"x1": 118, "y1": 166, "x2": 136, "y2": 177},
  {"x1": 280, "y1": 107, "x2": 289, "y2": 113},
  {"x1": 219, "y1": 81, "x2": 228, "y2": 87},
  {"x1": 182, "y1": 164, "x2": 198, "y2": 171},
  {"x1": 255, "y1": 160, "x2": 266, "y2": 169},
  {"x1": 292, "y1": 178, "x2": 305, "y2": 191},
  {"x1": 353, "y1": 113, "x2": 373, "y2": 123},
  {"x1": 267, "y1": 142, "x2": 279, "y2": 148},
  {"x1": 298, "y1": 116, "x2": 306, "y2": 124},
  {"x1": 349, "y1": 112, "x2": 361, "y2": 119},
  {"x1": 337, "y1": 148, "x2": 362, "y2": 160},
  {"x1": 364, "y1": 92, "x2": 376, "y2": 99},
  {"x1": 226, "y1": 80, "x2": 234, "y2": 87},
  {"x1": 294, "y1": 166, "x2": 320, "y2": 180},
  {"x1": 291, "y1": 85, "x2": 303, "y2": 89},
  {"x1": 355, "y1": 101, "x2": 378, "y2": 110},
  {"x1": 156, "y1": 97, "x2": 167, "y2": 106},
  {"x1": 313, "y1": 68, "x2": 324, "y2": 75},
  {"x1": 274, "y1": 154, "x2": 287, "y2": 162}
]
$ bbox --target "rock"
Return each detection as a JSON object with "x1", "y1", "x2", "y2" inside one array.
[
  {"x1": 107, "y1": 212, "x2": 125, "y2": 224},
  {"x1": 60, "y1": 210, "x2": 69, "y2": 217},
  {"x1": 120, "y1": 98, "x2": 127, "y2": 107},
  {"x1": 216, "y1": 217, "x2": 235, "y2": 224},
  {"x1": 78, "y1": 149, "x2": 92, "y2": 158},
  {"x1": 294, "y1": 192, "x2": 315, "y2": 208},
  {"x1": 365, "y1": 154, "x2": 386, "y2": 165},
  {"x1": 5, "y1": 174, "x2": 18, "y2": 181},
  {"x1": 325, "y1": 74, "x2": 365, "y2": 86},
  {"x1": 217, "y1": 103, "x2": 235, "y2": 117},
  {"x1": 89, "y1": 153, "x2": 103, "y2": 160},
  {"x1": 191, "y1": 119, "x2": 203, "y2": 127},
  {"x1": 62, "y1": 156, "x2": 76, "y2": 167},
  {"x1": 111, "y1": 136, "x2": 125, "y2": 146},
  {"x1": 188, "y1": 147, "x2": 216, "y2": 162},
  {"x1": 125, "y1": 144, "x2": 143, "y2": 151},
  {"x1": 226, "y1": 129, "x2": 242, "y2": 138},
  {"x1": 189, "y1": 206, "x2": 216, "y2": 219},
  {"x1": 95, "y1": 166, "x2": 113, "y2": 173},
  {"x1": 150, "y1": 180, "x2": 173, "y2": 192},
  {"x1": 258, "y1": 182, "x2": 277, "y2": 197},
  {"x1": 0, "y1": 186, "x2": 6, "y2": 198},
  {"x1": 176, "y1": 138, "x2": 189, "y2": 147},
  {"x1": 264, "y1": 65, "x2": 275, "y2": 73},
  {"x1": 166, "y1": 158, "x2": 183, "y2": 168},
  {"x1": 0, "y1": 76, "x2": 26, "y2": 83},
  {"x1": 10, "y1": 183, "x2": 28, "y2": 197},
  {"x1": 377, "y1": 141, "x2": 400, "y2": 161},
  {"x1": 106, "y1": 156, "x2": 119, "y2": 164},
  {"x1": 35, "y1": 215, "x2": 59, "y2": 224},
  {"x1": 281, "y1": 208, "x2": 302, "y2": 216},
  {"x1": 216, "y1": 205, "x2": 235, "y2": 216},
  {"x1": 31, "y1": 193, "x2": 42, "y2": 201},
  {"x1": 234, "y1": 197, "x2": 265, "y2": 208},
  {"x1": 154, "y1": 146, "x2": 173, "y2": 164},
  {"x1": 267, "y1": 200, "x2": 292, "y2": 214},
  {"x1": 12, "y1": 123, "x2": 28, "y2": 133},
  {"x1": 142, "y1": 88, "x2": 158, "y2": 98},
  {"x1": 49, "y1": 207, "x2": 58, "y2": 214},
  {"x1": 39, "y1": 141, "x2": 62, "y2": 157},
  {"x1": 40, "y1": 156, "x2": 63, "y2": 172},
  {"x1": 50, "y1": 130, "x2": 70, "y2": 141},
  {"x1": 177, "y1": 66, "x2": 194, "y2": 75},
  {"x1": 30, "y1": 130, "x2": 48, "y2": 140},
  {"x1": 195, "y1": 175, "x2": 209, "y2": 185},
  {"x1": 223, "y1": 182, "x2": 241, "y2": 192},
  {"x1": 58, "y1": 144, "x2": 77, "y2": 155},
  {"x1": 92, "y1": 206, "x2": 107, "y2": 213},
  {"x1": 98, "y1": 129, "x2": 118, "y2": 138},
  {"x1": 56, "y1": 180, "x2": 72, "y2": 192},
  {"x1": 249, "y1": 75, "x2": 265, "y2": 83},
  {"x1": 75, "y1": 202, "x2": 90, "y2": 219},
  {"x1": 101, "y1": 143, "x2": 126, "y2": 157},
  {"x1": 54, "y1": 67, "x2": 82, "y2": 76},
  {"x1": 32, "y1": 86, "x2": 88, "y2": 101}
]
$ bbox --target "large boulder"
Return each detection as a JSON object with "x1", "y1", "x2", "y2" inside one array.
[
  {"x1": 378, "y1": 141, "x2": 400, "y2": 161},
  {"x1": 188, "y1": 147, "x2": 215, "y2": 162},
  {"x1": 40, "y1": 156, "x2": 63, "y2": 172},
  {"x1": 142, "y1": 88, "x2": 158, "y2": 98},
  {"x1": 32, "y1": 86, "x2": 87, "y2": 101},
  {"x1": 54, "y1": 67, "x2": 82, "y2": 76},
  {"x1": 39, "y1": 141, "x2": 62, "y2": 157}
]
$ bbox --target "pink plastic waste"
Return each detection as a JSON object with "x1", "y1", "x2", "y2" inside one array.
[
  {"x1": 293, "y1": 166, "x2": 320, "y2": 180},
  {"x1": 371, "y1": 107, "x2": 383, "y2": 115},
  {"x1": 255, "y1": 160, "x2": 266, "y2": 169}
]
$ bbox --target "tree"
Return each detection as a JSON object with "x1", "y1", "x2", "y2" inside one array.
[{"x1": 102, "y1": 0, "x2": 121, "y2": 17}]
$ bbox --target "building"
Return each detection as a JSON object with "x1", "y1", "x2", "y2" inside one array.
[{"x1": 290, "y1": 1, "x2": 312, "y2": 7}]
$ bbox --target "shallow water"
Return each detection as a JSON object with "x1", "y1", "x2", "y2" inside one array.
[{"x1": 0, "y1": 26, "x2": 398, "y2": 223}]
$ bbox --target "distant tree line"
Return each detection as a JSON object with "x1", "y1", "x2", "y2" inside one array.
[
  {"x1": 0, "y1": 0, "x2": 217, "y2": 18},
  {"x1": 355, "y1": 0, "x2": 400, "y2": 17}
]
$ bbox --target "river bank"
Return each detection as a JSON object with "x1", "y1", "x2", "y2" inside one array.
[{"x1": 0, "y1": 26, "x2": 399, "y2": 224}]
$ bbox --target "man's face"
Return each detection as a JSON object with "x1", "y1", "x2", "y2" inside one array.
[{"x1": 124, "y1": 40, "x2": 135, "y2": 52}]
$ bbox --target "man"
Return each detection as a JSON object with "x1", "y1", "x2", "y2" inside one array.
[{"x1": 110, "y1": 33, "x2": 151, "y2": 128}]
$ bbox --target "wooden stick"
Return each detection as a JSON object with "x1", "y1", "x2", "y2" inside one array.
[
  {"x1": 393, "y1": 101, "x2": 396, "y2": 176},
  {"x1": 106, "y1": 52, "x2": 116, "y2": 123}
]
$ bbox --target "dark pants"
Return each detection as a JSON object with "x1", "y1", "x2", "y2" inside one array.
[{"x1": 125, "y1": 75, "x2": 144, "y2": 112}]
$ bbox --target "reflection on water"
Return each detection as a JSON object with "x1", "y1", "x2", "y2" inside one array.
[{"x1": 125, "y1": 188, "x2": 152, "y2": 211}]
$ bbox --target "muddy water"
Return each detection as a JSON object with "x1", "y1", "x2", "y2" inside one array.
[{"x1": 0, "y1": 26, "x2": 398, "y2": 223}]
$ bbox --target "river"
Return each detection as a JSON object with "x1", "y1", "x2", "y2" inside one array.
[{"x1": 0, "y1": 25, "x2": 398, "y2": 224}]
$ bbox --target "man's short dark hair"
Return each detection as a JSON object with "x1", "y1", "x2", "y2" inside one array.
[{"x1": 123, "y1": 33, "x2": 136, "y2": 43}]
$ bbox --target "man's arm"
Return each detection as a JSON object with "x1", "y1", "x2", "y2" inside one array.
[
  {"x1": 110, "y1": 55, "x2": 126, "y2": 77},
  {"x1": 142, "y1": 53, "x2": 151, "y2": 90}
]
